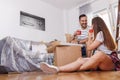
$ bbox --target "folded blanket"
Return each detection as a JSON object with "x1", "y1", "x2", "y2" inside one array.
[{"x1": 0, "y1": 36, "x2": 53, "y2": 72}]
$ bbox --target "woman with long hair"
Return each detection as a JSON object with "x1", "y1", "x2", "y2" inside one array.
[{"x1": 40, "y1": 17, "x2": 120, "y2": 74}]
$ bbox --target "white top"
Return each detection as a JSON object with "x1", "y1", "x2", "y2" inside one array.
[
  {"x1": 77, "y1": 25, "x2": 91, "y2": 40},
  {"x1": 95, "y1": 31, "x2": 112, "y2": 54}
]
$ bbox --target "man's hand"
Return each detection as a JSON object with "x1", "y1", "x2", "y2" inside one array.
[{"x1": 78, "y1": 38, "x2": 88, "y2": 44}]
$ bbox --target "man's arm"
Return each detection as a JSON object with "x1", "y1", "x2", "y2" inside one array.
[
  {"x1": 78, "y1": 38, "x2": 88, "y2": 44},
  {"x1": 70, "y1": 31, "x2": 78, "y2": 43},
  {"x1": 70, "y1": 35, "x2": 78, "y2": 44}
]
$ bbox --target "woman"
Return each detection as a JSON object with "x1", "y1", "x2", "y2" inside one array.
[{"x1": 40, "y1": 17, "x2": 119, "y2": 74}]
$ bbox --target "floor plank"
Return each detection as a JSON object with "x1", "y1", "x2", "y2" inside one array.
[{"x1": 0, "y1": 71, "x2": 120, "y2": 80}]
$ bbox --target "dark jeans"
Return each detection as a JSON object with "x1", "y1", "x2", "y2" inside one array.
[{"x1": 81, "y1": 46, "x2": 86, "y2": 57}]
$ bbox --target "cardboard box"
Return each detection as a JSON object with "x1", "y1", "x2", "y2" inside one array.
[
  {"x1": 47, "y1": 41, "x2": 60, "y2": 53},
  {"x1": 54, "y1": 45, "x2": 81, "y2": 66},
  {"x1": 65, "y1": 33, "x2": 73, "y2": 43}
]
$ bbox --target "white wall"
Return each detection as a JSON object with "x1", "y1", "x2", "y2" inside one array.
[
  {"x1": 64, "y1": 8, "x2": 80, "y2": 34},
  {"x1": 64, "y1": 0, "x2": 118, "y2": 34},
  {"x1": 0, "y1": 0, "x2": 64, "y2": 42}
]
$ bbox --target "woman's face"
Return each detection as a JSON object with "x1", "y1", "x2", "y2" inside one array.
[{"x1": 91, "y1": 24, "x2": 94, "y2": 29}]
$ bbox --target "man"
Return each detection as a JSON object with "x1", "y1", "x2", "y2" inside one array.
[{"x1": 71, "y1": 14, "x2": 91, "y2": 57}]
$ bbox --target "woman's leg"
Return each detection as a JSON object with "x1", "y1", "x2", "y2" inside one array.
[
  {"x1": 79, "y1": 51, "x2": 115, "y2": 71},
  {"x1": 40, "y1": 57, "x2": 90, "y2": 73},
  {"x1": 59, "y1": 57, "x2": 89, "y2": 72}
]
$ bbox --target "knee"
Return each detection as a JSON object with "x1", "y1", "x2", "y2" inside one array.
[
  {"x1": 76, "y1": 57, "x2": 89, "y2": 64},
  {"x1": 92, "y1": 51, "x2": 107, "y2": 60},
  {"x1": 76, "y1": 57, "x2": 82, "y2": 61}
]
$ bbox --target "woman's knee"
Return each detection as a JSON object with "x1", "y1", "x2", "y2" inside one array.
[
  {"x1": 76, "y1": 57, "x2": 89, "y2": 64},
  {"x1": 77, "y1": 57, "x2": 82, "y2": 61},
  {"x1": 93, "y1": 51, "x2": 114, "y2": 70},
  {"x1": 92, "y1": 51, "x2": 107, "y2": 60}
]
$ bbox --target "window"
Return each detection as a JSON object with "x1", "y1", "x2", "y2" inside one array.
[
  {"x1": 110, "y1": 3, "x2": 118, "y2": 39},
  {"x1": 93, "y1": 9, "x2": 112, "y2": 33},
  {"x1": 115, "y1": 6, "x2": 118, "y2": 20}
]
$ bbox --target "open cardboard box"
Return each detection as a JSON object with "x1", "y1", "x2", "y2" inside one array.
[
  {"x1": 54, "y1": 44, "x2": 82, "y2": 66},
  {"x1": 47, "y1": 41, "x2": 61, "y2": 53}
]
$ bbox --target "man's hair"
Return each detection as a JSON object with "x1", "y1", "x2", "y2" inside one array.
[{"x1": 79, "y1": 14, "x2": 87, "y2": 20}]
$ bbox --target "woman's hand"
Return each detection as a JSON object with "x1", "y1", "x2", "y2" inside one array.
[
  {"x1": 86, "y1": 32, "x2": 94, "y2": 49},
  {"x1": 88, "y1": 32, "x2": 94, "y2": 41},
  {"x1": 86, "y1": 32, "x2": 94, "y2": 57}
]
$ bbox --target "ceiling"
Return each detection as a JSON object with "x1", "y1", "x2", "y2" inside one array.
[{"x1": 40, "y1": 0, "x2": 94, "y2": 10}]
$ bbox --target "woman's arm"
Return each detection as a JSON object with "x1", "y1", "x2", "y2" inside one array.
[
  {"x1": 87, "y1": 31, "x2": 103, "y2": 51},
  {"x1": 86, "y1": 33, "x2": 101, "y2": 57},
  {"x1": 87, "y1": 40, "x2": 101, "y2": 51}
]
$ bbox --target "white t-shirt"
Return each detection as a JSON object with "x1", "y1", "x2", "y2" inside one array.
[
  {"x1": 95, "y1": 31, "x2": 112, "y2": 54},
  {"x1": 77, "y1": 26, "x2": 91, "y2": 40}
]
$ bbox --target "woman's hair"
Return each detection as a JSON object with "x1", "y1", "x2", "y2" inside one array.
[{"x1": 92, "y1": 17, "x2": 117, "y2": 51}]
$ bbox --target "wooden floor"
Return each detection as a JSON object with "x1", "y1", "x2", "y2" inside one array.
[{"x1": 0, "y1": 71, "x2": 120, "y2": 80}]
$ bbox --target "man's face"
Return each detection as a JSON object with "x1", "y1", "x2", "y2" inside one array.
[{"x1": 79, "y1": 16, "x2": 87, "y2": 29}]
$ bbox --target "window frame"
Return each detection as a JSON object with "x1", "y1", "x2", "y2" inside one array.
[{"x1": 93, "y1": 8, "x2": 112, "y2": 34}]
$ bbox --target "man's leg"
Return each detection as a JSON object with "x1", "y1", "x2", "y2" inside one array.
[{"x1": 82, "y1": 46, "x2": 86, "y2": 57}]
